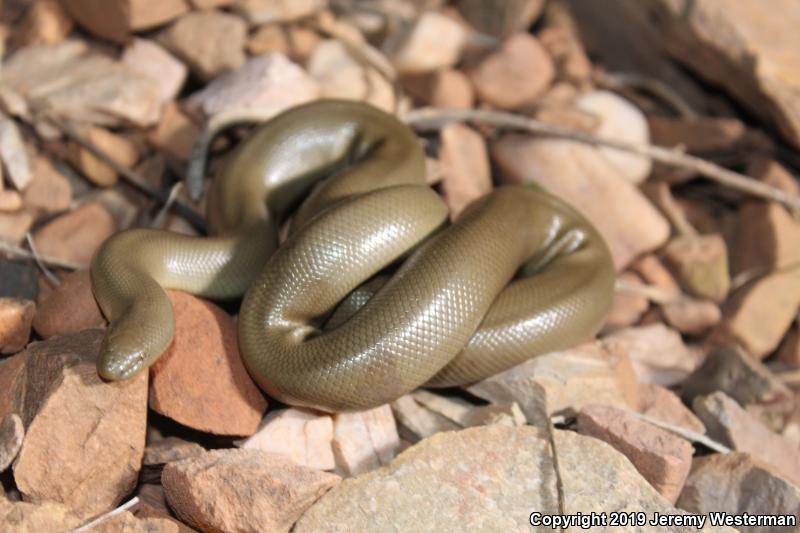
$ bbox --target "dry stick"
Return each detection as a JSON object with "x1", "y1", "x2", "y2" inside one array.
[
  {"x1": 0, "y1": 240, "x2": 86, "y2": 270},
  {"x1": 622, "y1": 409, "x2": 732, "y2": 454},
  {"x1": 403, "y1": 108, "x2": 800, "y2": 213},
  {"x1": 73, "y1": 497, "x2": 139, "y2": 532},
  {"x1": 42, "y1": 115, "x2": 207, "y2": 232},
  {"x1": 25, "y1": 232, "x2": 61, "y2": 284}
]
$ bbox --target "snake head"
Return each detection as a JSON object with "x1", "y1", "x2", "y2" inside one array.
[{"x1": 96, "y1": 329, "x2": 149, "y2": 381}]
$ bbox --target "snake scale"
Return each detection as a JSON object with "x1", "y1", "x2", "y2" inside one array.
[{"x1": 90, "y1": 100, "x2": 615, "y2": 412}]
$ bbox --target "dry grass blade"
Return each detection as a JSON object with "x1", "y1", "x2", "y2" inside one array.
[{"x1": 0, "y1": 240, "x2": 86, "y2": 271}]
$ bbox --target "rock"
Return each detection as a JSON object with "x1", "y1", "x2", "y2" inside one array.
[
  {"x1": 162, "y1": 449, "x2": 340, "y2": 533},
  {"x1": 573, "y1": 91, "x2": 652, "y2": 184},
  {"x1": 67, "y1": 127, "x2": 140, "y2": 187},
  {"x1": 0, "y1": 114, "x2": 33, "y2": 191},
  {"x1": 390, "y1": 394, "x2": 461, "y2": 443},
  {"x1": 147, "y1": 103, "x2": 200, "y2": 163},
  {"x1": 391, "y1": 10, "x2": 466, "y2": 74},
  {"x1": 0, "y1": 211, "x2": 34, "y2": 245},
  {"x1": 649, "y1": 0, "x2": 800, "y2": 149},
  {"x1": 12, "y1": 329, "x2": 148, "y2": 519},
  {"x1": 603, "y1": 272, "x2": 649, "y2": 331},
  {"x1": 233, "y1": 0, "x2": 327, "y2": 26},
  {"x1": 0, "y1": 190, "x2": 22, "y2": 212},
  {"x1": 237, "y1": 408, "x2": 335, "y2": 470},
  {"x1": 468, "y1": 341, "x2": 640, "y2": 425},
  {"x1": 14, "y1": 0, "x2": 74, "y2": 47},
  {"x1": 492, "y1": 134, "x2": 670, "y2": 269},
  {"x1": 307, "y1": 39, "x2": 394, "y2": 112},
  {"x1": 677, "y1": 452, "x2": 800, "y2": 532},
  {"x1": 633, "y1": 254, "x2": 681, "y2": 294},
  {"x1": 538, "y1": 24, "x2": 592, "y2": 85},
  {"x1": 0, "y1": 500, "x2": 82, "y2": 532},
  {"x1": 332, "y1": 405, "x2": 399, "y2": 477},
  {"x1": 143, "y1": 437, "x2": 205, "y2": 468},
  {"x1": 732, "y1": 201, "x2": 800, "y2": 276},
  {"x1": 402, "y1": 68, "x2": 474, "y2": 109},
  {"x1": 0, "y1": 261, "x2": 37, "y2": 300},
  {"x1": 247, "y1": 23, "x2": 289, "y2": 55},
  {"x1": 33, "y1": 270, "x2": 103, "y2": 338},
  {"x1": 61, "y1": 0, "x2": 189, "y2": 42},
  {"x1": 717, "y1": 271, "x2": 800, "y2": 358},
  {"x1": 189, "y1": 0, "x2": 235, "y2": 7},
  {"x1": 692, "y1": 391, "x2": 800, "y2": 486},
  {"x1": 0, "y1": 351, "x2": 26, "y2": 420},
  {"x1": 467, "y1": 33, "x2": 554, "y2": 109},
  {"x1": 457, "y1": 0, "x2": 545, "y2": 38},
  {"x1": 31, "y1": 201, "x2": 115, "y2": 267},
  {"x1": 682, "y1": 345, "x2": 791, "y2": 407},
  {"x1": 747, "y1": 156, "x2": 800, "y2": 195},
  {"x1": 132, "y1": 486, "x2": 195, "y2": 532},
  {"x1": 602, "y1": 324, "x2": 699, "y2": 387},
  {"x1": 778, "y1": 323, "x2": 800, "y2": 367},
  {"x1": 462, "y1": 402, "x2": 526, "y2": 427},
  {"x1": 295, "y1": 426, "x2": 730, "y2": 532},
  {"x1": 2, "y1": 41, "x2": 162, "y2": 128},
  {"x1": 21, "y1": 157, "x2": 72, "y2": 216},
  {"x1": 0, "y1": 413, "x2": 23, "y2": 472},
  {"x1": 660, "y1": 297, "x2": 721, "y2": 336},
  {"x1": 149, "y1": 291, "x2": 267, "y2": 436},
  {"x1": 410, "y1": 389, "x2": 475, "y2": 424},
  {"x1": 186, "y1": 53, "x2": 319, "y2": 120},
  {"x1": 159, "y1": 10, "x2": 246, "y2": 82},
  {"x1": 578, "y1": 404, "x2": 693, "y2": 503},
  {"x1": 0, "y1": 298, "x2": 35, "y2": 354},
  {"x1": 122, "y1": 39, "x2": 188, "y2": 104},
  {"x1": 662, "y1": 234, "x2": 730, "y2": 302},
  {"x1": 286, "y1": 25, "x2": 323, "y2": 62},
  {"x1": 89, "y1": 510, "x2": 181, "y2": 532},
  {"x1": 649, "y1": 116, "x2": 749, "y2": 154},
  {"x1": 639, "y1": 383, "x2": 705, "y2": 435},
  {"x1": 439, "y1": 123, "x2": 491, "y2": 218}
]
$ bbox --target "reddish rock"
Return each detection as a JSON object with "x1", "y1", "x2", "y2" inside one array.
[
  {"x1": 33, "y1": 269, "x2": 105, "y2": 338},
  {"x1": 286, "y1": 25, "x2": 322, "y2": 62},
  {"x1": 633, "y1": 254, "x2": 682, "y2": 294},
  {"x1": 22, "y1": 157, "x2": 72, "y2": 216},
  {"x1": 0, "y1": 210, "x2": 35, "y2": 245},
  {"x1": 147, "y1": 102, "x2": 200, "y2": 162},
  {"x1": 733, "y1": 201, "x2": 800, "y2": 276},
  {"x1": 0, "y1": 298, "x2": 35, "y2": 354},
  {"x1": 603, "y1": 272, "x2": 649, "y2": 332},
  {"x1": 143, "y1": 437, "x2": 205, "y2": 467},
  {"x1": 777, "y1": 323, "x2": 800, "y2": 367},
  {"x1": 660, "y1": 297, "x2": 721, "y2": 335},
  {"x1": 649, "y1": 116, "x2": 748, "y2": 153},
  {"x1": 0, "y1": 413, "x2": 23, "y2": 472},
  {"x1": 0, "y1": 352, "x2": 26, "y2": 420},
  {"x1": 537, "y1": 24, "x2": 591, "y2": 84},
  {"x1": 162, "y1": 449, "x2": 340, "y2": 533},
  {"x1": 160, "y1": 10, "x2": 247, "y2": 82},
  {"x1": 31, "y1": 202, "x2": 115, "y2": 267},
  {"x1": 0, "y1": 190, "x2": 22, "y2": 212},
  {"x1": 578, "y1": 404, "x2": 693, "y2": 503},
  {"x1": 149, "y1": 291, "x2": 267, "y2": 436},
  {"x1": 12, "y1": 329, "x2": 148, "y2": 520},
  {"x1": 638, "y1": 383, "x2": 705, "y2": 435},
  {"x1": 468, "y1": 33, "x2": 554, "y2": 109},
  {"x1": 247, "y1": 23, "x2": 289, "y2": 55},
  {"x1": 67, "y1": 126, "x2": 140, "y2": 187},
  {"x1": 0, "y1": 500, "x2": 81, "y2": 532},
  {"x1": 747, "y1": 156, "x2": 800, "y2": 195},
  {"x1": 332, "y1": 405, "x2": 400, "y2": 477},
  {"x1": 439, "y1": 123, "x2": 491, "y2": 218},
  {"x1": 88, "y1": 510, "x2": 180, "y2": 532},
  {"x1": 391, "y1": 11, "x2": 466, "y2": 74},
  {"x1": 122, "y1": 38, "x2": 188, "y2": 104},
  {"x1": 61, "y1": 0, "x2": 189, "y2": 43},
  {"x1": 402, "y1": 69, "x2": 475, "y2": 109},
  {"x1": 662, "y1": 234, "x2": 730, "y2": 302},
  {"x1": 14, "y1": 0, "x2": 74, "y2": 47}
]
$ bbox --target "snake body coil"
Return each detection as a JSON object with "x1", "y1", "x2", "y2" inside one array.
[{"x1": 91, "y1": 100, "x2": 615, "y2": 412}]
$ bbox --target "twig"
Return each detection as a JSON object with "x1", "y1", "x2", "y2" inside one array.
[
  {"x1": 403, "y1": 108, "x2": 800, "y2": 212},
  {"x1": 595, "y1": 71, "x2": 698, "y2": 119},
  {"x1": 546, "y1": 418, "x2": 567, "y2": 531},
  {"x1": 152, "y1": 181, "x2": 184, "y2": 229},
  {"x1": 73, "y1": 497, "x2": 139, "y2": 532},
  {"x1": 0, "y1": 240, "x2": 85, "y2": 270},
  {"x1": 41, "y1": 114, "x2": 207, "y2": 232},
  {"x1": 622, "y1": 409, "x2": 731, "y2": 454},
  {"x1": 25, "y1": 232, "x2": 61, "y2": 285}
]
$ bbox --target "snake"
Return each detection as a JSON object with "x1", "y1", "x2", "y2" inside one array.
[{"x1": 91, "y1": 99, "x2": 615, "y2": 412}]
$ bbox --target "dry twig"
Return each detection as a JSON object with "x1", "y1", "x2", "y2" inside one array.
[
  {"x1": 73, "y1": 497, "x2": 140, "y2": 532},
  {"x1": 403, "y1": 107, "x2": 800, "y2": 212},
  {"x1": 25, "y1": 232, "x2": 62, "y2": 284},
  {"x1": 622, "y1": 409, "x2": 731, "y2": 454},
  {"x1": 0, "y1": 240, "x2": 86, "y2": 270}
]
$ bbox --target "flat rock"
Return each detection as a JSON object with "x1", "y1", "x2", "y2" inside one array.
[
  {"x1": 147, "y1": 102, "x2": 200, "y2": 163},
  {"x1": 186, "y1": 53, "x2": 319, "y2": 120},
  {"x1": 468, "y1": 341, "x2": 640, "y2": 425},
  {"x1": 578, "y1": 404, "x2": 693, "y2": 503},
  {"x1": 33, "y1": 269, "x2": 105, "y2": 338},
  {"x1": 468, "y1": 32, "x2": 553, "y2": 109},
  {"x1": 391, "y1": 11, "x2": 466, "y2": 74},
  {"x1": 14, "y1": 0, "x2": 75, "y2": 47},
  {"x1": 160, "y1": 10, "x2": 246, "y2": 82},
  {"x1": 150, "y1": 291, "x2": 267, "y2": 436},
  {"x1": 639, "y1": 383, "x2": 705, "y2": 435},
  {"x1": 295, "y1": 425, "x2": 732, "y2": 532},
  {"x1": 67, "y1": 126, "x2": 140, "y2": 187},
  {"x1": 390, "y1": 394, "x2": 461, "y2": 443},
  {"x1": 62, "y1": 0, "x2": 188, "y2": 42},
  {"x1": 236, "y1": 408, "x2": 335, "y2": 470},
  {"x1": 0, "y1": 413, "x2": 23, "y2": 472},
  {"x1": 0, "y1": 298, "x2": 35, "y2": 354},
  {"x1": 677, "y1": 452, "x2": 800, "y2": 532},
  {"x1": 662, "y1": 234, "x2": 730, "y2": 303},
  {"x1": 332, "y1": 405, "x2": 399, "y2": 477},
  {"x1": 2, "y1": 41, "x2": 162, "y2": 128},
  {"x1": 573, "y1": 90, "x2": 652, "y2": 184},
  {"x1": 162, "y1": 448, "x2": 340, "y2": 533},
  {"x1": 401, "y1": 68, "x2": 474, "y2": 109},
  {"x1": 0, "y1": 261, "x2": 38, "y2": 300},
  {"x1": 21, "y1": 157, "x2": 72, "y2": 216},
  {"x1": 439, "y1": 123, "x2": 491, "y2": 217},
  {"x1": 602, "y1": 324, "x2": 699, "y2": 387},
  {"x1": 12, "y1": 329, "x2": 148, "y2": 520},
  {"x1": 143, "y1": 436, "x2": 205, "y2": 467},
  {"x1": 732, "y1": 201, "x2": 800, "y2": 276},
  {"x1": 717, "y1": 271, "x2": 800, "y2": 358},
  {"x1": 31, "y1": 201, "x2": 115, "y2": 267},
  {"x1": 122, "y1": 38, "x2": 188, "y2": 104},
  {"x1": 233, "y1": 0, "x2": 327, "y2": 26},
  {"x1": 0, "y1": 500, "x2": 81, "y2": 533},
  {"x1": 650, "y1": 0, "x2": 800, "y2": 149},
  {"x1": 492, "y1": 133, "x2": 669, "y2": 269},
  {"x1": 693, "y1": 391, "x2": 800, "y2": 486}
]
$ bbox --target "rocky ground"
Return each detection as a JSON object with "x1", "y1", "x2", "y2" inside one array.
[{"x1": 1, "y1": 0, "x2": 800, "y2": 531}]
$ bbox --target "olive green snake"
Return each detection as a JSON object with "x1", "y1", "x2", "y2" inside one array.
[{"x1": 90, "y1": 100, "x2": 615, "y2": 412}]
